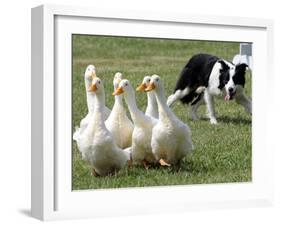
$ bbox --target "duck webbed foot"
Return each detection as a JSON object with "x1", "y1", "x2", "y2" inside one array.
[
  {"x1": 141, "y1": 159, "x2": 150, "y2": 170},
  {"x1": 159, "y1": 159, "x2": 171, "y2": 167},
  {"x1": 91, "y1": 168, "x2": 100, "y2": 177}
]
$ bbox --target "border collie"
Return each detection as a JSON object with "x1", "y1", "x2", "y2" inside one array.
[{"x1": 167, "y1": 53, "x2": 251, "y2": 124}]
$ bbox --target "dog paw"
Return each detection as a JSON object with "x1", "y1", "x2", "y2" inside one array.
[
  {"x1": 210, "y1": 118, "x2": 218, "y2": 124},
  {"x1": 167, "y1": 95, "x2": 175, "y2": 107}
]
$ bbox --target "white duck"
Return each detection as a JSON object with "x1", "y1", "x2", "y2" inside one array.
[
  {"x1": 73, "y1": 65, "x2": 111, "y2": 141},
  {"x1": 113, "y1": 79, "x2": 157, "y2": 168},
  {"x1": 136, "y1": 76, "x2": 159, "y2": 119},
  {"x1": 145, "y1": 75, "x2": 194, "y2": 166},
  {"x1": 105, "y1": 72, "x2": 134, "y2": 148},
  {"x1": 76, "y1": 77, "x2": 130, "y2": 176}
]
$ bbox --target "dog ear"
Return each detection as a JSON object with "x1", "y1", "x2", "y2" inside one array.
[
  {"x1": 217, "y1": 59, "x2": 229, "y2": 71},
  {"x1": 236, "y1": 63, "x2": 248, "y2": 72}
]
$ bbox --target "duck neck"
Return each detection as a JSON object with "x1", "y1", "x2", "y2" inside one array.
[
  {"x1": 146, "y1": 92, "x2": 158, "y2": 116},
  {"x1": 85, "y1": 77, "x2": 95, "y2": 113},
  {"x1": 124, "y1": 91, "x2": 144, "y2": 123},
  {"x1": 113, "y1": 85, "x2": 124, "y2": 107},
  {"x1": 153, "y1": 87, "x2": 173, "y2": 121},
  {"x1": 112, "y1": 95, "x2": 124, "y2": 113},
  {"x1": 89, "y1": 90, "x2": 106, "y2": 129}
]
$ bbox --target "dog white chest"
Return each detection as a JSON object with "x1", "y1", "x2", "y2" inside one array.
[{"x1": 208, "y1": 62, "x2": 222, "y2": 95}]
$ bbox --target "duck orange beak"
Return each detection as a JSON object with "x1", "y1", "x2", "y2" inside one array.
[
  {"x1": 88, "y1": 84, "x2": 97, "y2": 92},
  {"x1": 145, "y1": 83, "x2": 155, "y2": 92},
  {"x1": 112, "y1": 87, "x2": 124, "y2": 96},
  {"x1": 136, "y1": 83, "x2": 147, "y2": 91}
]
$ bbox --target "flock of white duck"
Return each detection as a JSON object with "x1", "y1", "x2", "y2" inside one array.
[{"x1": 73, "y1": 65, "x2": 194, "y2": 176}]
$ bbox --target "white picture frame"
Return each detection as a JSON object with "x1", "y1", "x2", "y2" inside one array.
[{"x1": 31, "y1": 4, "x2": 274, "y2": 221}]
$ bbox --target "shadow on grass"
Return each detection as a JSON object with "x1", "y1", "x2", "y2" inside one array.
[
  {"x1": 217, "y1": 116, "x2": 252, "y2": 125},
  {"x1": 133, "y1": 158, "x2": 212, "y2": 175},
  {"x1": 190, "y1": 116, "x2": 251, "y2": 125}
]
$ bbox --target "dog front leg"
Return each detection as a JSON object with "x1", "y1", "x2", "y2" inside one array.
[
  {"x1": 204, "y1": 91, "x2": 217, "y2": 124},
  {"x1": 190, "y1": 95, "x2": 204, "y2": 120}
]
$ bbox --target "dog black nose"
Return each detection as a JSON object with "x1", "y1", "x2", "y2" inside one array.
[{"x1": 228, "y1": 87, "x2": 234, "y2": 93}]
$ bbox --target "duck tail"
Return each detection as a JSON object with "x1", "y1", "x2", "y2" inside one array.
[{"x1": 73, "y1": 126, "x2": 80, "y2": 141}]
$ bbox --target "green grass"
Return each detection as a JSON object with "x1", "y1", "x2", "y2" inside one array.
[{"x1": 72, "y1": 35, "x2": 252, "y2": 190}]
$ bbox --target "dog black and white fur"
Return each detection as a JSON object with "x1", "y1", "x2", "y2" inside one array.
[{"x1": 167, "y1": 53, "x2": 252, "y2": 124}]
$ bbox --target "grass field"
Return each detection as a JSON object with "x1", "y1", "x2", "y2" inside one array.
[{"x1": 72, "y1": 35, "x2": 252, "y2": 190}]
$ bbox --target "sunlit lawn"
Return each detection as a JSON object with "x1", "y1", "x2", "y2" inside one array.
[{"x1": 72, "y1": 35, "x2": 252, "y2": 190}]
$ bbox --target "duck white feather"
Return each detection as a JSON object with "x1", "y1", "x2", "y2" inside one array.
[
  {"x1": 136, "y1": 76, "x2": 159, "y2": 119},
  {"x1": 73, "y1": 65, "x2": 111, "y2": 141},
  {"x1": 105, "y1": 72, "x2": 134, "y2": 148},
  {"x1": 145, "y1": 75, "x2": 194, "y2": 166},
  {"x1": 113, "y1": 79, "x2": 157, "y2": 166},
  {"x1": 76, "y1": 77, "x2": 130, "y2": 176}
]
